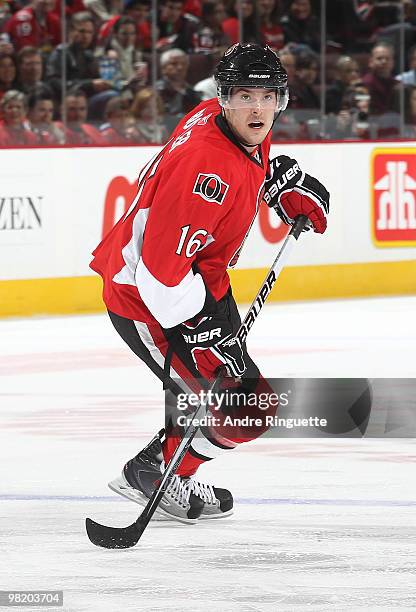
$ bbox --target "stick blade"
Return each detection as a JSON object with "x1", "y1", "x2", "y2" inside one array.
[{"x1": 85, "y1": 517, "x2": 144, "y2": 549}]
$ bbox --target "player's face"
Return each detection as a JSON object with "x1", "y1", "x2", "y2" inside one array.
[{"x1": 224, "y1": 88, "x2": 276, "y2": 150}]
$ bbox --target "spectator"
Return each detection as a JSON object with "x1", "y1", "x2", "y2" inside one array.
[
  {"x1": 397, "y1": 45, "x2": 416, "y2": 86},
  {"x1": 100, "y1": 95, "x2": 142, "y2": 143},
  {"x1": 156, "y1": 48, "x2": 201, "y2": 117},
  {"x1": 4, "y1": 0, "x2": 61, "y2": 54},
  {"x1": 374, "y1": 0, "x2": 416, "y2": 73},
  {"x1": 27, "y1": 89, "x2": 64, "y2": 144},
  {"x1": 0, "y1": 3, "x2": 12, "y2": 33},
  {"x1": 101, "y1": 16, "x2": 142, "y2": 83},
  {"x1": 83, "y1": 0, "x2": 123, "y2": 24},
  {"x1": 290, "y1": 50, "x2": 320, "y2": 110},
  {"x1": 325, "y1": 84, "x2": 371, "y2": 140},
  {"x1": 157, "y1": 0, "x2": 200, "y2": 52},
  {"x1": 350, "y1": 83, "x2": 372, "y2": 139},
  {"x1": 131, "y1": 87, "x2": 167, "y2": 143},
  {"x1": 194, "y1": 73, "x2": 217, "y2": 100},
  {"x1": 98, "y1": 0, "x2": 151, "y2": 52},
  {"x1": 280, "y1": 0, "x2": 321, "y2": 53},
  {"x1": 327, "y1": 0, "x2": 378, "y2": 54},
  {"x1": 222, "y1": 0, "x2": 260, "y2": 45},
  {"x1": 46, "y1": 12, "x2": 114, "y2": 102},
  {"x1": 56, "y1": 90, "x2": 103, "y2": 144},
  {"x1": 0, "y1": 90, "x2": 38, "y2": 146},
  {"x1": 15, "y1": 47, "x2": 48, "y2": 97},
  {"x1": 362, "y1": 42, "x2": 398, "y2": 115},
  {"x1": 50, "y1": 0, "x2": 87, "y2": 18},
  {"x1": 0, "y1": 32, "x2": 14, "y2": 58},
  {"x1": 0, "y1": 53, "x2": 17, "y2": 102},
  {"x1": 404, "y1": 85, "x2": 416, "y2": 137},
  {"x1": 125, "y1": 0, "x2": 151, "y2": 50},
  {"x1": 191, "y1": 1, "x2": 229, "y2": 55},
  {"x1": 272, "y1": 108, "x2": 305, "y2": 140},
  {"x1": 259, "y1": 0, "x2": 284, "y2": 51},
  {"x1": 183, "y1": 0, "x2": 201, "y2": 18},
  {"x1": 279, "y1": 45, "x2": 296, "y2": 84},
  {"x1": 271, "y1": 46, "x2": 301, "y2": 140},
  {"x1": 325, "y1": 56, "x2": 361, "y2": 114}
]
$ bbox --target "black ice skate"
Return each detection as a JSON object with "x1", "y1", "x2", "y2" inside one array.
[
  {"x1": 108, "y1": 430, "x2": 203, "y2": 524},
  {"x1": 108, "y1": 429, "x2": 233, "y2": 522}
]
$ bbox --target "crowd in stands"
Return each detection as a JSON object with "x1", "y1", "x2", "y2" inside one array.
[{"x1": 0, "y1": 0, "x2": 416, "y2": 145}]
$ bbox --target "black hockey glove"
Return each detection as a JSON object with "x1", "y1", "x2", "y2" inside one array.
[
  {"x1": 263, "y1": 155, "x2": 304, "y2": 208},
  {"x1": 264, "y1": 156, "x2": 330, "y2": 234},
  {"x1": 179, "y1": 315, "x2": 246, "y2": 377}
]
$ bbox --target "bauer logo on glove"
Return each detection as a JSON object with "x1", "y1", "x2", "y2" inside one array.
[
  {"x1": 180, "y1": 315, "x2": 246, "y2": 378},
  {"x1": 263, "y1": 155, "x2": 303, "y2": 207},
  {"x1": 264, "y1": 155, "x2": 330, "y2": 234}
]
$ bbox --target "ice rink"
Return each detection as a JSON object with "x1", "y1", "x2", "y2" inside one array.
[{"x1": 1, "y1": 296, "x2": 416, "y2": 611}]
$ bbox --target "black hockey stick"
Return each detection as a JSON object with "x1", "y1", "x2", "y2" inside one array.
[{"x1": 86, "y1": 215, "x2": 308, "y2": 548}]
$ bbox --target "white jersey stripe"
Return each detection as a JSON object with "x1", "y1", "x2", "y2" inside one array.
[
  {"x1": 135, "y1": 260, "x2": 206, "y2": 329},
  {"x1": 112, "y1": 207, "x2": 150, "y2": 286},
  {"x1": 190, "y1": 433, "x2": 236, "y2": 460}
]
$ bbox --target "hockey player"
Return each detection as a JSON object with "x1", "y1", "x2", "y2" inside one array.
[{"x1": 90, "y1": 43, "x2": 330, "y2": 524}]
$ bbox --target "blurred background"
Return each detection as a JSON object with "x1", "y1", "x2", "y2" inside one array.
[
  {"x1": 0, "y1": 0, "x2": 416, "y2": 145},
  {"x1": 1, "y1": 0, "x2": 416, "y2": 318}
]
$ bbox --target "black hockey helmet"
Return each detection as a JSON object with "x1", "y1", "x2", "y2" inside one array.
[{"x1": 214, "y1": 43, "x2": 289, "y2": 112}]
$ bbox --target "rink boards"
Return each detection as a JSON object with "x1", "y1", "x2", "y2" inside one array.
[{"x1": 1, "y1": 141, "x2": 415, "y2": 316}]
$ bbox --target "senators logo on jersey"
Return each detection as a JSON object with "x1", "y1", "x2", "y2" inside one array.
[{"x1": 193, "y1": 173, "x2": 229, "y2": 205}]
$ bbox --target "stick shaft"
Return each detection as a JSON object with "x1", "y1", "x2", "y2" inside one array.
[{"x1": 135, "y1": 215, "x2": 309, "y2": 530}]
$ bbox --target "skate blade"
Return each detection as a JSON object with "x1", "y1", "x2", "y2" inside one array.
[
  {"x1": 198, "y1": 508, "x2": 234, "y2": 520},
  {"x1": 108, "y1": 476, "x2": 149, "y2": 505},
  {"x1": 108, "y1": 476, "x2": 199, "y2": 525}
]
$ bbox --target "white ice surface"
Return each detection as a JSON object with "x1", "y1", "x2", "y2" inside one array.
[{"x1": 1, "y1": 296, "x2": 416, "y2": 611}]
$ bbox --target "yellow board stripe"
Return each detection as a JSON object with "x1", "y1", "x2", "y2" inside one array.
[
  {"x1": 0, "y1": 276, "x2": 104, "y2": 318},
  {"x1": 230, "y1": 260, "x2": 416, "y2": 302},
  {"x1": 1, "y1": 259, "x2": 415, "y2": 317}
]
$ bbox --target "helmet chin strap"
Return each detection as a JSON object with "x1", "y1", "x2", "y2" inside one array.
[{"x1": 272, "y1": 110, "x2": 282, "y2": 127}]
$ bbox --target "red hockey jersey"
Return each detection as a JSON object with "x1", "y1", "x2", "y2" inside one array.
[
  {"x1": 90, "y1": 99, "x2": 271, "y2": 327},
  {"x1": 5, "y1": 7, "x2": 61, "y2": 52}
]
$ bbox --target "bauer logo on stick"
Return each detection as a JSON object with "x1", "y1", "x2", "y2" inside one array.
[{"x1": 193, "y1": 173, "x2": 229, "y2": 205}]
